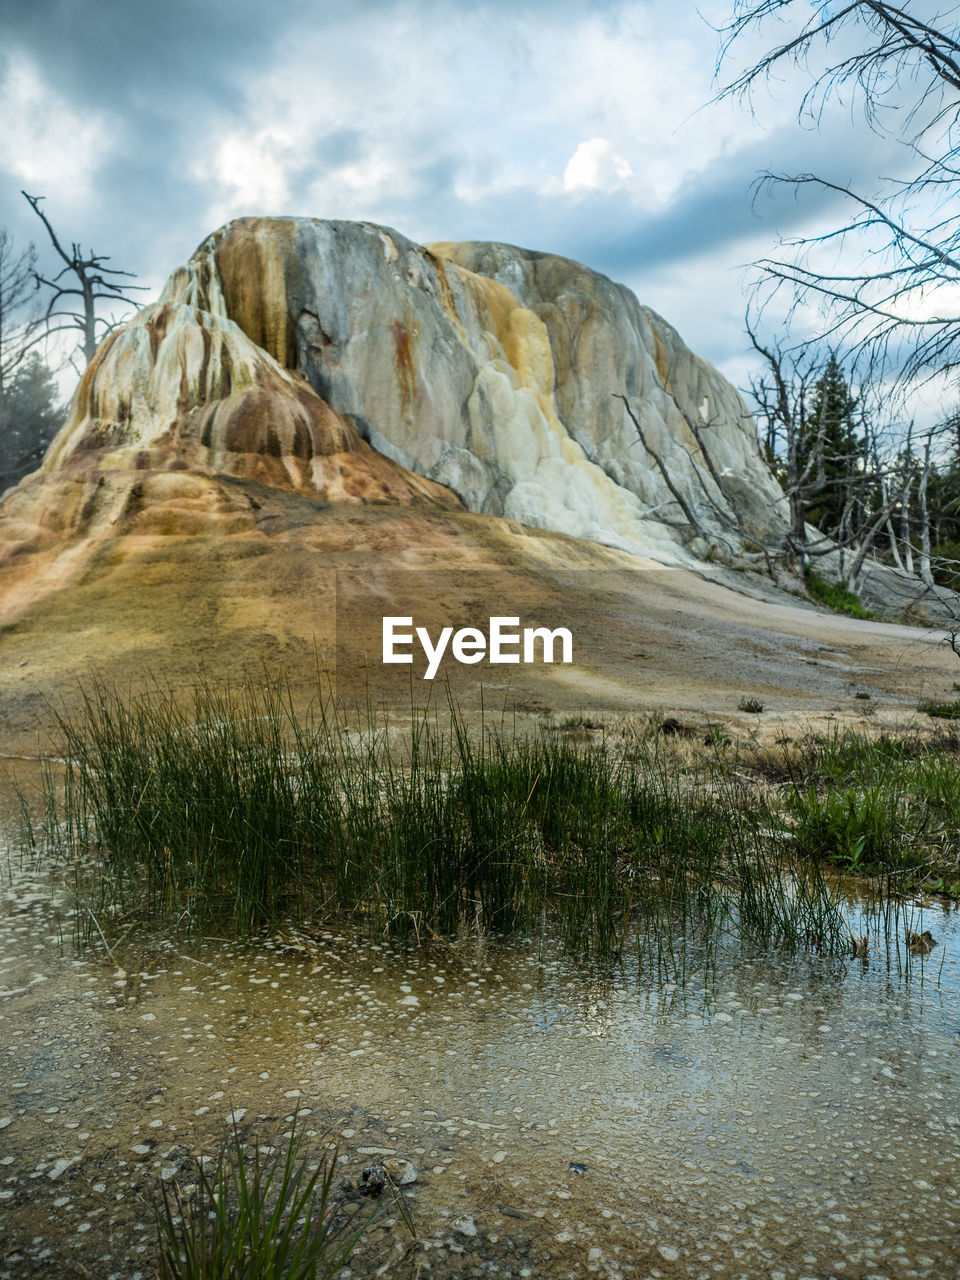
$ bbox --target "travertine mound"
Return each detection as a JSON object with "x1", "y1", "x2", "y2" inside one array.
[
  {"x1": 40, "y1": 285, "x2": 454, "y2": 511},
  {"x1": 11, "y1": 217, "x2": 788, "y2": 565},
  {"x1": 1, "y1": 217, "x2": 955, "y2": 743}
]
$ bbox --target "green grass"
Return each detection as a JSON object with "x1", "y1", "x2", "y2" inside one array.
[
  {"x1": 785, "y1": 784, "x2": 921, "y2": 873},
  {"x1": 805, "y1": 569, "x2": 875, "y2": 619},
  {"x1": 154, "y1": 1113, "x2": 383, "y2": 1280},
  {"x1": 746, "y1": 725, "x2": 960, "y2": 879},
  {"x1": 24, "y1": 676, "x2": 854, "y2": 963},
  {"x1": 32, "y1": 688, "x2": 960, "y2": 965},
  {"x1": 919, "y1": 698, "x2": 960, "y2": 719}
]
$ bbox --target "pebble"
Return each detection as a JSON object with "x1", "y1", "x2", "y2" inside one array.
[
  {"x1": 386, "y1": 1158, "x2": 418, "y2": 1185},
  {"x1": 47, "y1": 1157, "x2": 79, "y2": 1181},
  {"x1": 358, "y1": 1163, "x2": 387, "y2": 1196}
]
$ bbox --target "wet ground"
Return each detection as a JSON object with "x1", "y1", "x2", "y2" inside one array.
[{"x1": 2, "y1": 795, "x2": 960, "y2": 1279}]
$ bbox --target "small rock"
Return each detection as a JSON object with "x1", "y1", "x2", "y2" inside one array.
[
  {"x1": 358, "y1": 1163, "x2": 387, "y2": 1197},
  {"x1": 386, "y1": 1158, "x2": 417, "y2": 1186},
  {"x1": 908, "y1": 930, "x2": 938, "y2": 954},
  {"x1": 453, "y1": 1214, "x2": 478, "y2": 1238}
]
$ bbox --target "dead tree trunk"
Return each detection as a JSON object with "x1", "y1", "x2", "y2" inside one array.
[{"x1": 22, "y1": 191, "x2": 146, "y2": 371}]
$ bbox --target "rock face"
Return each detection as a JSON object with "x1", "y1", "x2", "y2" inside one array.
[
  {"x1": 41, "y1": 253, "x2": 453, "y2": 511},
  {"x1": 15, "y1": 216, "x2": 788, "y2": 565}
]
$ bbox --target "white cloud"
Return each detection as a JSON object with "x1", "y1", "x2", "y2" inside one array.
[
  {"x1": 184, "y1": 0, "x2": 816, "y2": 252},
  {"x1": 205, "y1": 128, "x2": 296, "y2": 226},
  {"x1": 0, "y1": 54, "x2": 114, "y2": 197},
  {"x1": 562, "y1": 138, "x2": 635, "y2": 191},
  {"x1": 189, "y1": 4, "x2": 752, "y2": 232},
  {"x1": 0, "y1": 0, "x2": 934, "y2": 417}
]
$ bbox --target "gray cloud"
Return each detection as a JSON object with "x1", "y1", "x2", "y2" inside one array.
[{"x1": 0, "y1": 0, "x2": 918, "y2": 390}]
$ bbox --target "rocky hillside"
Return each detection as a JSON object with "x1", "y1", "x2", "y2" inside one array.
[{"x1": 3, "y1": 217, "x2": 788, "y2": 567}]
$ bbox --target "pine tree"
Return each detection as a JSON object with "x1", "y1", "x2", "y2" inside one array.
[
  {"x1": 800, "y1": 353, "x2": 863, "y2": 536},
  {"x1": 0, "y1": 355, "x2": 62, "y2": 492}
]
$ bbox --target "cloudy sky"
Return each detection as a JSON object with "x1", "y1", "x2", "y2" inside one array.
[{"x1": 0, "y1": 0, "x2": 927, "y2": 401}]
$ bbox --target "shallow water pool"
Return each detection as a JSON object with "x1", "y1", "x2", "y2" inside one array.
[{"x1": 2, "y1": 810, "x2": 960, "y2": 1278}]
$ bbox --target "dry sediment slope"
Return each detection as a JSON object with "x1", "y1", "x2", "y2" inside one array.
[
  {"x1": 0, "y1": 217, "x2": 952, "y2": 745},
  {"x1": 0, "y1": 499, "x2": 953, "y2": 755}
]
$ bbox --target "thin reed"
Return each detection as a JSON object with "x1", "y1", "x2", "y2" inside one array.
[{"x1": 26, "y1": 678, "x2": 891, "y2": 962}]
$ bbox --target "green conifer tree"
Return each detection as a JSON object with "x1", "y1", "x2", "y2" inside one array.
[
  {"x1": 0, "y1": 355, "x2": 62, "y2": 492},
  {"x1": 801, "y1": 353, "x2": 863, "y2": 536}
]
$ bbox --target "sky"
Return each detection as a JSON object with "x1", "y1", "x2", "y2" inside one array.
[{"x1": 0, "y1": 0, "x2": 942, "y2": 412}]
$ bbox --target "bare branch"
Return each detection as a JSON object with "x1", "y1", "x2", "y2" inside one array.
[
  {"x1": 718, "y1": 2, "x2": 960, "y2": 389},
  {"x1": 21, "y1": 191, "x2": 144, "y2": 369}
]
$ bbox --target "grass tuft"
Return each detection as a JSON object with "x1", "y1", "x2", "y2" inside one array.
[
  {"x1": 785, "y1": 784, "x2": 922, "y2": 873},
  {"x1": 154, "y1": 1114, "x2": 379, "y2": 1280},
  {"x1": 919, "y1": 698, "x2": 960, "y2": 719},
  {"x1": 805, "y1": 569, "x2": 874, "y2": 619}
]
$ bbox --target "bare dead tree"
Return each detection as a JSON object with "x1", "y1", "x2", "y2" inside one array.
[
  {"x1": 617, "y1": 392, "x2": 786, "y2": 575},
  {"x1": 717, "y1": 1, "x2": 960, "y2": 382},
  {"x1": 747, "y1": 326, "x2": 821, "y2": 559},
  {"x1": 838, "y1": 469, "x2": 914, "y2": 590},
  {"x1": 917, "y1": 425, "x2": 935, "y2": 584},
  {"x1": 22, "y1": 191, "x2": 146, "y2": 371},
  {"x1": 745, "y1": 324, "x2": 915, "y2": 588},
  {"x1": 0, "y1": 229, "x2": 39, "y2": 394},
  {"x1": 616, "y1": 394, "x2": 708, "y2": 536},
  {"x1": 718, "y1": 1, "x2": 960, "y2": 140},
  {"x1": 746, "y1": 173, "x2": 960, "y2": 382}
]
